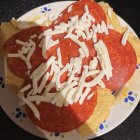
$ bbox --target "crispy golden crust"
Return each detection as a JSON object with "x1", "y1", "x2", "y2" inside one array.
[
  {"x1": 78, "y1": 87, "x2": 115, "y2": 136},
  {"x1": 99, "y1": 2, "x2": 140, "y2": 63},
  {"x1": 4, "y1": 58, "x2": 24, "y2": 89},
  {"x1": 0, "y1": 18, "x2": 20, "y2": 58},
  {"x1": 0, "y1": 18, "x2": 22, "y2": 88}
]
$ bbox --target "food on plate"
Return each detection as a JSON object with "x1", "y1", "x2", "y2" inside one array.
[{"x1": 0, "y1": 0, "x2": 140, "y2": 136}]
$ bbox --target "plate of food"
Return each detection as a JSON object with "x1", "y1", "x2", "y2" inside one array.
[{"x1": 0, "y1": 0, "x2": 140, "y2": 140}]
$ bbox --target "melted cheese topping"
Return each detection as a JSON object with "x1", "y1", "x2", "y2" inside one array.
[{"x1": 15, "y1": 39, "x2": 30, "y2": 47}]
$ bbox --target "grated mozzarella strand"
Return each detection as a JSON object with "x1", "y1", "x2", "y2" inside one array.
[
  {"x1": 69, "y1": 34, "x2": 89, "y2": 57},
  {"x1": 44, "y1": 73, "x2": 57, "y2": 94},
  {"x1": 89, "y1": 57, "x2": 98, "y2": 70},
  {"x1": 68, "y1": 5, "x2": 73, "y2": 12},
  {"x1": 84, "y1": 5, "x2": 89, "y2": 15},
  {"x1": 79, "y1": 87, "x2": 91, "y2": 105},
  {"x1": 56, "y1": 63, "x2": 70, "y2": 89},
  {"x1": 85, "y1": 70, "x2": 100, "y2": 77},
  {"x1": 87, "y1": 92, "x2": 94, "y2": 100},
  {"x1": 26, "y1": 45, "x2": 36, "y2": 69},
  {"x1": 92, "y1": 32, "x2": 97, "y2": 43},
  {"x1": 42, "y1": 35, "x2": 52, "y2": 59},
  {"x1": 51, "y1": 81, "x2": 78, "y2": 107},
  {"x1": 21, "y1": 95, "x2": 40, "y2": 120},
  {"x1": 19, "y1": 84, "x2": 31, "y2": 93},
  {"x1": 94, "y1": 40, "x2": 113, "y2": 80},
  {"x1": 98, "y1": 80, "x2": 106, "y2": 88},
  {"x1": 57, "y1": 47, "x2": 63, "y2": 68},
  {"x1": 121, "y1": 28, "x2": 130, "y2": 46},
  {"x1": 85, "y1": 70, "x2": 105, "y2": 87},
  {"x1": 37, "y1": 72, "x2": 50, "y2": 93},
  {"x1": 16, "y1": 39, "x2": 30, "y2": 47},
  {"x1": 74, "y1": 66, "x2": 88, "y2": 103},
  {"x1": 64, "y1": 87, "x2": 77, "y2": 106}
]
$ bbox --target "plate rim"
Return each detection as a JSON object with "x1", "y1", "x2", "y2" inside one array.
[{"x1": 0, "y1": 1, "x2": 140, "y2": 140}]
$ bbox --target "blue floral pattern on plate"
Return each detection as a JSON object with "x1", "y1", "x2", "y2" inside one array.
[
  {"x1": 49, "y1": 132, "x2": 64, "y2": 138},
  {"x1": 136, "y1": 64, "x2": 140, "y2": 69},
  {"x1": 12, "y1": 107, "x2": 27, "y2": 122},
  {"x1": 124, "y1": 91, "x2": 135, "y2": 103},
  {"x1": 99, "y1": 121, "x2": 108, "y2": 130},
  {"x1": 41, "y1": 6, "x2": 51, "y2": 13},
  {"x1": 0, "y1": 76, "x2": 5, "y2": 88}
]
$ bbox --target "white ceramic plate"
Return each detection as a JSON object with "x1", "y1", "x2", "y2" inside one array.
[{"x1": 0, "y1": 1, "x2": 140, "y2": 140}]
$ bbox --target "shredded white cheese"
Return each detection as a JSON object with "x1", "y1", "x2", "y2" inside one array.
[
  {"x1": 19, "y1": 84, "x2": 31, "y2": 93},
  {"x1": 57, "y1": 47, "x2": 63, "y2": 68},
  {"x1": 79, "y1": 87, "x2": 91, "y2": 105},
  {"x1": 88, "y1": 15, "x2": 95, "y2": 23},
  {"x1": 30, "y1": 34, "x2": 37, "y2": 39},
  {"x1": 74, "y1": 66, "x2": 88, "y2": 103},
  {"x1": 94, "y1": 40, "x2": 113, "y2": 80},
  {"x1": 27, "y1": 93, "x2": 57, "y2": 103},
  {"x1": 47, "y1": 39, "x2": 59, "y2": 50},
  {"x1": 69, "y1": 34, "x2": 89, "y2": 57},
  {"x1": 68, "y1": 5, "x2": 73, "y2": 12},
  {"x1": 89, "y1": 57, "x2": 98, "y2": 70},
  {"x1": 85, "y1": 26, "x2": 92, "y2": 39},
  {"x1": 42, "y1": 35, "x2": 52, "y2": 59},
  {"x1": 37, "y1": 72, "x2": 50, "y2": 94},
  {"x1": 64, "y1": 87, "x2": 77, "y2": 106},
  {"x1": 121, "y1": 28, "x2": 130, "y2": 46},
  {"x1": 87, "y1": 92, "x2": 94, "y2": 100},
  {"x1": 21, "y1": 95, "x2": 40, "y2": 120},
  {"x1": 85, "y1": 70, "x2": 105, "y2": 87},
  {"x1": 56, "y1": 63, "x2": 70, "y2": 89},
  {"x1": 43, "y1": 73, "x2": 57, "y2": 94},
  {"x1": 51, "y1": 81, "x2": 78, "y2": 107},
  {"x1": 75, "y1": 30, "x2": 86, "y2": 39},
  {"x1": 92, "y1": 32, "x2": 97, "y2": 43},
  {"x1": 26, "y1": 45, "x2": 35, "y2": 69},
  {"x1": 84, "y1": 5, "x2": 89, "y2": 15},
  {"x1": 98, "y1": 80, "x2": 106, "y2": 88},
  {"x1": 101, "y1": 21, "x2": 109, "y2": 35},
  {"x1": 16, "y1": 39, "x2": 30, "y2": 47}
]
